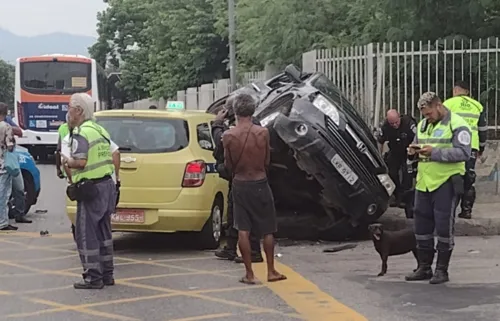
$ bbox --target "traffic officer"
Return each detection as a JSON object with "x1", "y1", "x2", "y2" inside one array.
[
  {"x1": 212, "y1": 96, "x2": 263, "y2": 264},
  {"x1": 443, "y1": 80, "x2": 487, "y2": 219},
  {"x1": 64, "y1": 93, "x2": 116, "y2": 290},
  {"x1": 377, "y1": 109, "x2": 417, "y2": 207},
  {"x1": 405, "y1": 92, "x2": 471, "y2": 285}
]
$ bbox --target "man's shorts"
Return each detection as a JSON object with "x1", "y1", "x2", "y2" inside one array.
[{"x1": 232, "y1": 178, "x2": 277, "y2": 236}]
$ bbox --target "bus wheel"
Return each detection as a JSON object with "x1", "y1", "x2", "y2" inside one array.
[{"x1": 38, "y1": 152, "x2": 48, "y2": 162}]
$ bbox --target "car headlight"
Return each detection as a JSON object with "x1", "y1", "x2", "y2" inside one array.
[
  {"x1": 377, "y1": 174, "x2": 396, "y2": 196},
  {"x1": 312, "y1": 94, "x2": 340, "y2": 125},
  {"x1": 260, "y1": 112, "x2": 280, "y2": 127}
]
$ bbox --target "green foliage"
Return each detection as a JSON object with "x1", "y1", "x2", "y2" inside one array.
[
  {"x1": 0, "y1": 59, "x2": 14, "y2": 106},
  {"x1": 91, "y1": 0, "x2": 500, "y2": 103},
  {"x1": 90, "y1": 0, "x2": 227, "y2": 100}
]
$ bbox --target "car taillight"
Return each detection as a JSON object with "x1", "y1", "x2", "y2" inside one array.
[{"x1": 182, "y1": 160, "x2": 206, "y2": 187}]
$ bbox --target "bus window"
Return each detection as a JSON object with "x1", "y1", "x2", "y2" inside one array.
[{"x1": 21, "y1": 61, "x2": 91, "y2": 95}]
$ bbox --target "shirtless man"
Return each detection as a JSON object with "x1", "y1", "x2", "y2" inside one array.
[{"x1": 222, "y1": 93, "x2": 287, "y2": 285}]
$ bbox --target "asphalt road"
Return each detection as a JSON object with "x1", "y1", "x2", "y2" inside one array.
[{"x1": 1, "y1": 164, "x2": 500, "y2": 321}]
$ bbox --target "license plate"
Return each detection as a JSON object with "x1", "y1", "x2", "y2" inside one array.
[
  {"x1": 111, "y1": 209, "x2": 145, "y2": 223},
  {"x1": 330, "y1": 154, "x2": 359, "y2": 185}
]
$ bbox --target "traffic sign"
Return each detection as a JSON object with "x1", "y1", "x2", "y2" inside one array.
[{"x1": 166, "y1": 101, "x2": 185, "y2": 110}]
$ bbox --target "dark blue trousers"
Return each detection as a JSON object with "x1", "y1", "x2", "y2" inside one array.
[{"x1": 414, "y1": 179, "x2": 458, "y2": 251}]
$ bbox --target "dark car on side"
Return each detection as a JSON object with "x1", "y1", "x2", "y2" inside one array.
[{"x1": 206, "y1": 65, "x2": 396, "y2": 240}]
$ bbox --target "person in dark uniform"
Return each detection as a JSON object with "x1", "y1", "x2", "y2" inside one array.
[
  {"x1": 405, "y1": 92, "x2": 471, "y2": 285},
  {"x1": 212, "y1": 96, "x2": 263, "y2": 264},
  {"x1": 443, "y1": 80, "x2": 487, "y2": 219},
  {"x1": 377, "y1": 109, "x2": 417, "y2": 207}
]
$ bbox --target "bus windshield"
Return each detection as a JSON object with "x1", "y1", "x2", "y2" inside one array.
[{"x1": 21, "y1": 61, "x2": 91, "y2": 95}]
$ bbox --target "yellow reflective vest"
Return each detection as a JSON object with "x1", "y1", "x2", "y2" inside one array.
[
  {"x1": 416, "y1": 113, "x2": 469, "y2": 192},
  {"x1": 71, "y1": 121, "x2": 114, "y2": 183},
  {"x1": 443, "y1": 95, "x2": 483, "y2": 150}
]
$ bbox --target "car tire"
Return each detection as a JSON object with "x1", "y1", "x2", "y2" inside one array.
[
  {"x1": 23, "y1": 171, "x2": 36, "y2": 215},
  {"x1": 198, "y1": 195, "x2": 223, "y2": 250}
]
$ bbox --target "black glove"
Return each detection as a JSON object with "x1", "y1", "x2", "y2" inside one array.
[{"x1": 116, "y1": 179, "x2": 121, "y2": 191}]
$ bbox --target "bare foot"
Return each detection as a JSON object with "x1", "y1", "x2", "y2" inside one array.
[
  {"x1": 239, "y1": 276, "x2": 257, "y2": 285},
  {"x1": 268, "y1": 271, "x2": 287, "y2": 282}
]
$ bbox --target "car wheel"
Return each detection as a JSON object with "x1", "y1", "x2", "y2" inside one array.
[
  {"x1": 198, "y1": 195, "x2": 223, "y2": 250},
  {"x1": 23, "y1": 171, "x2": 36, "y2": 215}
]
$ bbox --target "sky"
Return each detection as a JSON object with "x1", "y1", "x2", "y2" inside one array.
[{"x1": 0, "y1": 0, "x2": 108, "y2": 37}]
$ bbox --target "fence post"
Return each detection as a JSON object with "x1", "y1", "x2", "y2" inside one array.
[
  {"x1": 302, "y1": 50, "x2": 317, "y2": 73},
  {"x1": 374, "y1": 46, "x2": 384, "y2": 129},
  {"x1": 177, "y1": 91, "x2": 186, "y2": 104},
  {"x1": 186, "y1": 87, "x2": 198, "y2": 110},
  {"x1": 365, "y1": 43, "x2": 375, "y2": 128}
]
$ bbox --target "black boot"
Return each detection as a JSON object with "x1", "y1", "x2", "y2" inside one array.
[
  {"x1": 430, "y1": 250, "x2": 452, "y2": 285},
  {"x1": 214, "y1": 237, "x2": 237, "y2": 261},
  {"x1": 405, "y1": 249, "x2": 434, "y2": 281},
  {"x1": 458, "y1": 187, "x2": 475, "y2": 219}
]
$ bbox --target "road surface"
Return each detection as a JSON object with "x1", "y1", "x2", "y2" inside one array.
[{"x1": 1, "y1": 164, "x2": 500, "y2": 321}]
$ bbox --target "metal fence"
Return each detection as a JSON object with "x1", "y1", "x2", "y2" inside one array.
[{"x1": 306, "y1": 37, "x2": 500, "y2": 129}]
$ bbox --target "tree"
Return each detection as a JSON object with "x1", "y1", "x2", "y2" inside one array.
[
  {"x1": 0, "y1": 59, "x2": 14, "y2": 107},
  {"x1": 90, "y1": 0, "x2": 500, "y2": 101},
  {"x1": 90, "y1": 0, "x2": 228, "y2": 100}
]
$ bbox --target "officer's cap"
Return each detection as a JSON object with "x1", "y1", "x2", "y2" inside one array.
[{"x1": 417, "y1": 91, "x2": 440, "y2": 109}]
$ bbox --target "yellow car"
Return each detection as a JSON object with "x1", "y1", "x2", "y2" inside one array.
[{"x1": 66, "y1": 108, "x2": 229, "y2": 249}]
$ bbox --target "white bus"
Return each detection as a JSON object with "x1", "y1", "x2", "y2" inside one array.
[{"x1": 14, "y1": 54, "x2": 108, "y2": 160}]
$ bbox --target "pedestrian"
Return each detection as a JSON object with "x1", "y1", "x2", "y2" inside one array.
[
  {"x1": 0, "y1": 102, "x2": 17, "y2": 231},
  {"x1": 4, "y1": 113, "x2": 30, "y2": 223},
  {"x1": 443, "y1": 80, "x2": 487, "y2": 219},
  {"x1": 377, "y1": 109, "x2": 417, "y2": 208},
  {"x1": 405, "y1": 92, "x2": 471, "y2": 285},
  {"x1": 212, "y1": 96, "x2": 263, "y2": 264},
  {"x1": 222, "y1": 93, "x2": 286, "y2": 285},
  {"x1": 63, "y1": 93, "x2": 116, "y2": 290}
]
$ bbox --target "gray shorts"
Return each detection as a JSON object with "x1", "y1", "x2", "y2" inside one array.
[{"x1": 232, "y1": 178, "x2": 277, "y2": 236}]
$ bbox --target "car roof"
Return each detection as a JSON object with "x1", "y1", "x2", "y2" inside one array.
[{"x1": 94, "y1": 109, "x2": 214, "y2": 122}]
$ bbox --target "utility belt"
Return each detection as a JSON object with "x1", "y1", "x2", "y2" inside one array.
[{"x1": 66, "y1": 175, "x2": 112, "y2": 202}]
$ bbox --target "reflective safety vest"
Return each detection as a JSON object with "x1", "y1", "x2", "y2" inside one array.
[
  {"x1": 58, "y1": 124, "x2": 70, "y2": 177},
  {"x1": 443, "y1": 95, "x2": 483, "y2": 150},
  {"x1": 58, "y1": 123, "x2": 70, "y2": 140},
  {"x1": 71, "y1": 121, "x2": 114, "y2": 183},
  {"x1": 416, "y1": 112, "x2": 468, "y2": 192}
]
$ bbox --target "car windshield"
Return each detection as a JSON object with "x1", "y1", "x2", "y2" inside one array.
[{"x1": 96, "y1": 117, "x2": 189, "y2": 153}]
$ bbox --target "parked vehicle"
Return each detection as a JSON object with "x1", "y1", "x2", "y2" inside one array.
[
  {"x1": 206, "y1": 65, "x2": 396, "y2": 240},
  {"x1": 9, "y1": 145, "x2": 41, "y2": 215}
]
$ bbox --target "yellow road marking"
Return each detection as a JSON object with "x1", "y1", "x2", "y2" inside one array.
[
  {"x1": 167, "y1": 313, "x2": 234, "y2": 321},
  {"x1": 253, "y1": 258, "x2": 368, "y2": 321},
  {"x1": 9, "y1": 297, "x2": 140, "y2": 321},
  {"x1": 14, "y1": 254, "x2": 76, "y2": 263},
  {"x1": 18, "y1": 285, "x2": 74, "y2": 295},
  {"x1": 0, "y1": 232, "x2": 362, "y2": 321},
  {"x1": 118, "y1": 268, "x2": 242, "y2": 282}
]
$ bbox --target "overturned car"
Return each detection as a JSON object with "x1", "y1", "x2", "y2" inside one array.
[{"x1": 206, "y1": 65, "x2": 396, "y2": 240}]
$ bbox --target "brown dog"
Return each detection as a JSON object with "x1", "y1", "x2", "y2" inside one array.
[{"x1": 368, "y1": 223, "x2": 418, "y2": 276}]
